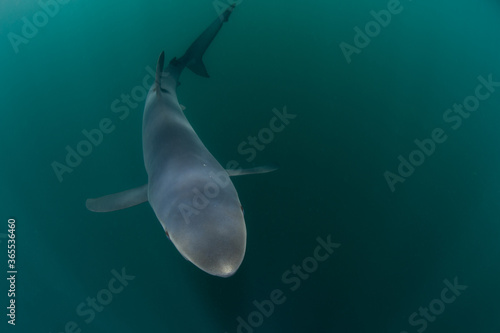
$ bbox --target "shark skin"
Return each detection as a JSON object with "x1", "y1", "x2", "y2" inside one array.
[{"x1": 86, "y1": 5, "x2": 275, "y2": 277}]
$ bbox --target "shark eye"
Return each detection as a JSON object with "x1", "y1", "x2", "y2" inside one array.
[
  {"x1": 165, "y1": 230, "x2": 170, "y2": 239},
  {"x1": 240, "y1": 205, "x2": 244, "y2": 215}
]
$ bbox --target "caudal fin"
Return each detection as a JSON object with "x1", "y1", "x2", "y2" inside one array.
[{"x1": 179, "y1": 4, "x2": 236, "y2": 78}]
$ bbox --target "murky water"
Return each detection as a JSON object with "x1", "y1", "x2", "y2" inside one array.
[{"x1": 1, "y1": 0, "x2": 500, "y2": 332}]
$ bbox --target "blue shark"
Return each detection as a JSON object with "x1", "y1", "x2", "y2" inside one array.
[{"x1": 86, "y1": 5, "x2": 276, "y2": 277}]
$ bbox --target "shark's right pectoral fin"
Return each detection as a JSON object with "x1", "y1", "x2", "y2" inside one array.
[
  {"x1": 226, "y1": 164, "x2": 278, "y2": 176},
  {"x1": 86, "y1": 184, "x2": 148, "y2": 212}
]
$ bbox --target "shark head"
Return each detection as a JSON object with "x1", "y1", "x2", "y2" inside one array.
[{"x1": 165, "y1": 197, "x2": 247, "y2": 277}]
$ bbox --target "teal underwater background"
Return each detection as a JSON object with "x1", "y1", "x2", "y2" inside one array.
[{"x1": 1, "y1": 0, "x2": 500, "y2": 332}]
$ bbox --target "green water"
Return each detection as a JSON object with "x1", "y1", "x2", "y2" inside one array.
[{"x1": 2, "y1": 0, "x2": 500, "y2": 332}]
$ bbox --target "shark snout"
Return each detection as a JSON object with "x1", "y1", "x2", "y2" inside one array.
[
  {"x1": 169, "y1": 217, "x2": 246, "y2": 277},
  {"x1": 199, "y1": 245, "x2": 245, "y2": 277}
]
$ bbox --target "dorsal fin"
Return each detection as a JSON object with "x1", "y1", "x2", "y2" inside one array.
[{"x1": 155, "y1": 51, "x2": 165, "y2": 96}]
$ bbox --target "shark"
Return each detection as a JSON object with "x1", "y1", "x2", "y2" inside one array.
[{"x1": 86, "y1": 5, "x2": 276, "y2": 277}]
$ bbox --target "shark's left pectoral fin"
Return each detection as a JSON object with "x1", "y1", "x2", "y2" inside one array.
[
  {"x1": 86, "y1": 184, "x2": 148, "y2": 212},
  {"x1": 226, "y1": 164, "x2": 278, "y2": 176}
]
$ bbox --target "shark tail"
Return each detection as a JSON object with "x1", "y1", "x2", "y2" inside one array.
[
  {"x1": 187, "y1": 58, "x2": 210, "y2": 78},
  {"x1": 175, "y1": 4, "x2": 236, "y2": 79}
]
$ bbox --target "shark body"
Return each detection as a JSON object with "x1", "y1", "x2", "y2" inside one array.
[{"x1": 86, "y1": 5, "x2": 275, "y2": 277}]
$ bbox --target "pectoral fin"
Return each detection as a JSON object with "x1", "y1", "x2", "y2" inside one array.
[
  {"x1": 86, "y1": 184, "x2": 148, "y2": 212},
  {"x1": 226, "y1": 164, "x2": 278, "y2": 176}
]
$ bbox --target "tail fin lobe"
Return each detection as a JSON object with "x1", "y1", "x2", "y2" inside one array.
[
  {"x1": 187, "y1": 59, "x2": 209, "y2": 78},
  {"x1": 179, "y1": 4, "x2": 236, "y2": 78}
]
